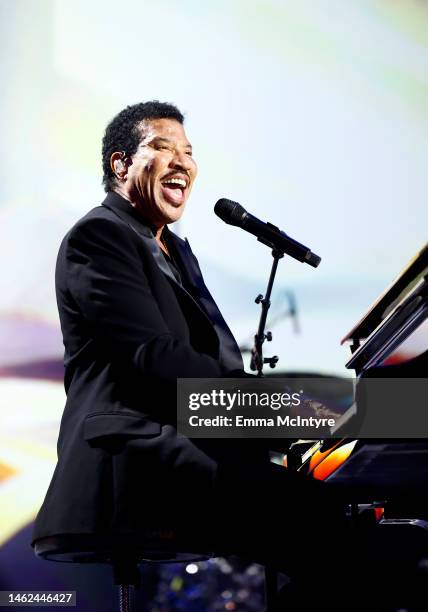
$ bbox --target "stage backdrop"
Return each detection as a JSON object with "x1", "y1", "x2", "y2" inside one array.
[{"x1": 1, "y1": 0, "x2": 427, "y2": 600}]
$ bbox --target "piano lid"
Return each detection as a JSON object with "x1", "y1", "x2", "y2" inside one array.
[{"x1": 341, "y1": 242, "x2": 428, "y2": 345}]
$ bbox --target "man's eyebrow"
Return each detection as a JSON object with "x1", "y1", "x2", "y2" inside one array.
[{"x1": 149, "y1": 136, "x2": 192, "y2": 149}]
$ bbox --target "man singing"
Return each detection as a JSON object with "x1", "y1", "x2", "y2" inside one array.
[{"x1": 32, "y1": 101, "x2": 374, "y2": 610}]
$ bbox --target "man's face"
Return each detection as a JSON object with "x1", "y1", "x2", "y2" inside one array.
[{"x1": 122, "y1": 118, "x2": 197, "y2": 227}]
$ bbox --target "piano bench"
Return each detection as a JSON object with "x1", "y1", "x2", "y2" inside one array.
[{"x1": 33, "y1": 533, "x2": 279, "y2": 612}]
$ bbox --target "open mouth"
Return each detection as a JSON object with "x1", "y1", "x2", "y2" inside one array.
[{"x1": 160, "y1": 176, "x2": 188, "y2": 206}]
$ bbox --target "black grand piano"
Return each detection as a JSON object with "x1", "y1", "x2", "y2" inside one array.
[
  {"x1": 288, "y1": 241, "x2": 428, "y2": 475},
  {"x1": 325, "y1": 242, "x2": 428, "y2": 494},
  {"x1": 283, "y1": 243, "x2": 428, "y2": 609}
]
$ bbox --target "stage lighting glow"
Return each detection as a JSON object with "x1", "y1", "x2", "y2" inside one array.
[{"x1": 0, "y1": 378, "x2": 64, "y2": 545}]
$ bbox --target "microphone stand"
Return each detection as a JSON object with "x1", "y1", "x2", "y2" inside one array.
[{"x1": 250, "y1": 248, "x2": 284, "y2": 377}]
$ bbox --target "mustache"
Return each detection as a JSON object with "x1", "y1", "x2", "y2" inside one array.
[{"x1": 161, "y1": 170, "x2": 190, "y2": 181}]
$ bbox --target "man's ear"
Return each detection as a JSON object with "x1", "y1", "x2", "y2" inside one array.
[{"x1": 110, "y1": 151, "x2": 130, "y2": 180}]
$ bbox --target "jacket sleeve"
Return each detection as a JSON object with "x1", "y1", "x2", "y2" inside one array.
[{"x1": 63, "y1": 216, "x2": 224, "y2": 383}]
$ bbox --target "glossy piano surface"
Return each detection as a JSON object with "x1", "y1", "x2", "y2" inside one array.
[
  {"x1": 341, "y1": 242, "x2": 428, "y2": 347},
  {"x1": 341, "y1": 243, "x2": 428, "y2": 373}
]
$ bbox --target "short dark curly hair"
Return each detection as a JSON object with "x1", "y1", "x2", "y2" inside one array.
[{"x1": 101, "y1": 100, "x2": 184, "y2": 192}]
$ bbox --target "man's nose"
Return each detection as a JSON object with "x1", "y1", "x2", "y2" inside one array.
[{"x1": 170, "y1": 149, "x2": 192, "y2": 171}]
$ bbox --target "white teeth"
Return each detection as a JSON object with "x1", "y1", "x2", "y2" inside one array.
[{"x1": 162, "y1": 178, "x2": 187, "y2": 188}]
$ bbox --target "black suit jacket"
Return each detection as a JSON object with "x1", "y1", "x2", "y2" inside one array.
[{"x1": 32, "y1": 192, "x2": 265, "y2": 545}]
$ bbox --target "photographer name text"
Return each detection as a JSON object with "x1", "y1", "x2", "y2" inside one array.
[{"x1": 188, "y1": 414, "x2": 335, "y2": 429}]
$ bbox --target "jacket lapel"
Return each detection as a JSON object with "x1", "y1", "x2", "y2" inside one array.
[
  {"x1": 167, "y1": 230, "x2": 244, "y2": 371},
  {"x1": 101, "y1": 193, "x2": 217, "y2": 330}
]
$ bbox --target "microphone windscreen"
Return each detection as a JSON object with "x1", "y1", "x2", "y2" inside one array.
[{"x1": 214, "y1": 198, "x2": 246, "y2": 226}]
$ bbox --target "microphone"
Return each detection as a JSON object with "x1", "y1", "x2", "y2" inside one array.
[{"x1": 214, "y1": 199, "x2": 321, "y2": 268}]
